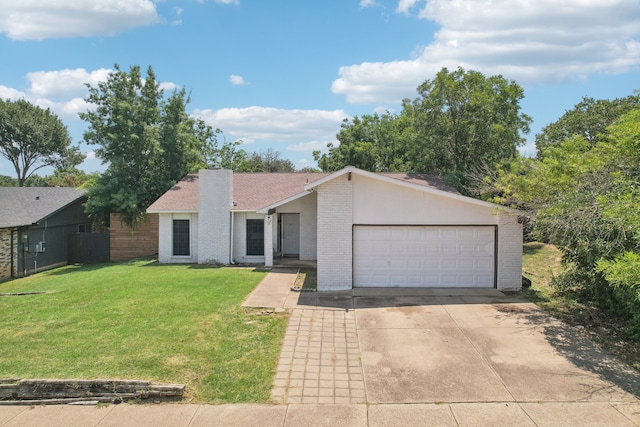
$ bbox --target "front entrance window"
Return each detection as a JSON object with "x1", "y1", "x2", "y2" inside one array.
[
  {"x1": 246, "y1": 219, "x2": 264, "y2": 256},
  {"x1": 172, "y1": 219, "x2": 190, "y2": 256}
]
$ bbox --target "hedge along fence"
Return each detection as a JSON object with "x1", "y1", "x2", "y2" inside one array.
[{"x1": 109, "y1": 213, "x2": 159, "y2": 262}]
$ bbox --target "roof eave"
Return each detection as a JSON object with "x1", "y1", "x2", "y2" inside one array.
[
  {"x1": 33, "y1": 193, "x2": 88, "y2": 225},
  {"x1": 146, "y1": 209, "x2": 198, "y2": 214},
  {"x1": 304, "y1": 166, "x2": 523, "y2": 213},
  {"x1": 256, "y1": 190, "x2": 313, "y2": 214}
]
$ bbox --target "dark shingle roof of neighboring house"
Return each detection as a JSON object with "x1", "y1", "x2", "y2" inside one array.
[
  {"x1": 0, "y1": 187, "x2": 87, "y2": 229},
  {"x1": 147, "y1": 171, "x2": 459, "y2": 213}
]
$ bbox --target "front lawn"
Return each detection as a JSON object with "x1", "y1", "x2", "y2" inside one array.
[{"x1": 0, "y1": 260, "x2": 288, "y2": 403}]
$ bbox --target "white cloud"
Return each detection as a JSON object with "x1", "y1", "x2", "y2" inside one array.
[
  {"x1": 0, "y1": 85, "x2": 27, "y2": 100},
  {"x1": 336, "y1": 0, "x2": 640, "y2": 104},
  {"x1": 286, "y1": 141, "x2": 332, "y2": 153},
  {"x1": 396, "y1": 0, "x2": 418, "y2": 14},
  {"x1": 159, "y1": 81, "x2": 180, "y2": 92},
  {"x1": 229, "y1": 75, "x2": 247, "y2": 85},
  {"x1": 192, "y1": 106, "x2": 349, "y2": 143},
  {"x1": 0, "y1": 0, "x2": 160, "y2": 41},
  {"x1": 215, "y1": 0, "x2": 239, "y2": 4},
  {"x1": 172, "y1": 7, "x2": 183, "y2": 26},
  {"x1": 36, "y1": 97, "x2": 91, "y2": 119},
  {"x1": 2, "y1": 67, "x2": 181, "y2": 120},
  {"x1": 26, "y1": 68, "x2": 111, "y2": 99},
  {"x1": 359, "y1": 0, "x2": 377, "y2": 7},
  {"x1": 234, "y1": 137, "x2": 255, "y2": 145}
]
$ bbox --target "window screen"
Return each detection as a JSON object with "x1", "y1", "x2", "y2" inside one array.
[
  {"x1": 246, "y1": 219, "x2": 264, "y2": 256},
  {"x1": 173, "y1": 219, "x2": 190, "y2": 256}
]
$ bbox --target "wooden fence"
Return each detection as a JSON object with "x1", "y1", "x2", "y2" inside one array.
[{"x1": 68, "y1": 232, "x2": 110, "y2": 264}]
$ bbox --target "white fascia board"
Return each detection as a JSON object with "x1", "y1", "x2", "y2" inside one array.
[
  {"x1": 256, "y1": 190, "x2": 313, "y2": 214},
  {"x1": 305, "y1": 165, "x2": 521, "y2": 214},
  {"x1": 303, "y1": 166, "x2": 354, "y2": 190}
]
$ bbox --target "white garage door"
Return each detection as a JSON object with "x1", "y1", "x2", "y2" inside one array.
[{"x1": 353, "y1": 225, "x2": 495, "y2": 288}]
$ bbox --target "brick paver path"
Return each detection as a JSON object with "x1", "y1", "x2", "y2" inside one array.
[{"x1": 271, "y1": 309, "x2": 366, "y2": 404}]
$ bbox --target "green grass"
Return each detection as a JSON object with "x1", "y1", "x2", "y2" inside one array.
[
  {"x1": 521, "y1": 242, "x2": 584, "y2": 318},
  {"x1": 0, "y1": 260, "x2": 289, "y2": 403},
  {"x1": 522, "y1": 242, "x2": 640, "y2": 370}
]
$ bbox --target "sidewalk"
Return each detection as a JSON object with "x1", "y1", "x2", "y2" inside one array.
[{"x1": 2, "y1": 401, "x2": 639, "y2": 426}]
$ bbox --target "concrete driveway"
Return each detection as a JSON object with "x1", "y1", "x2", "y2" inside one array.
[
  {"x1": 272, "y1": 287, "x2": 640, "y2": 425},
  {"x1": 353, "y1": 290, "x2": 639, "y2": 404}
]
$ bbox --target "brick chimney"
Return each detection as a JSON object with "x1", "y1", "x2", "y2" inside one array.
[{"x1": 197, "y1": 169, "x2": 233, "y2": 264}]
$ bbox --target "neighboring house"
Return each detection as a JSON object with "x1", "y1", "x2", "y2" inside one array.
[
  {"x1": 0, "y1": 187, "x2": 93, "y2": 280},
  {"x1": 148, "y1": 166, "x2": 523, "y2": 291}
]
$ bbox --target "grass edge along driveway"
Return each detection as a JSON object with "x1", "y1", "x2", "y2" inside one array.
[{"x1": 0, "y1": 260, "x2": 288, "y2": 403}]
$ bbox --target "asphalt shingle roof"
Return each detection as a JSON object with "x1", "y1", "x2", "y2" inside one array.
[
  {"x1": 147, "y1": 173, "x2": 200, "y2": 212},
  {"x1": 147, "y1": 171, "x2": 459, "y2": 213},
  {"x1": 233, "y1": 173, "x2": 329, "y2": 210},
  {"x1": 0, "y1": 187, "x2": 87, "y2": 229}
]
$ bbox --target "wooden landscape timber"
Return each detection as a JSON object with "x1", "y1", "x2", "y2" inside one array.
[{"x1": 0, "y1": 379, "x2": 185, "y2": 405}]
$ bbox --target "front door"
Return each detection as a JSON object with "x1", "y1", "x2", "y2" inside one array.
[{"x1": 281, "y1": 214, "x2": 300, "y2": 257}]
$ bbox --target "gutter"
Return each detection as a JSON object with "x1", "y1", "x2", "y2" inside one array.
[{"x1": 229, "y1": 212, "x2": 235, "y2": 264}]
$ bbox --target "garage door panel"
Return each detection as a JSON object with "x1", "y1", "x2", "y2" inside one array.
[
  {"x1": 354, "y1": 225, "x2": 495, "y2": 288},
  {"x1": 442, "y1": 259, "x2": 457, "y2": 269},
  {"x1": 459, "y1": 259, "x2": 475, "y2": 269},
  {"x1": 476, "y1": 275, "x2": 493, "y2": 286},
  {"x1": 459, "y1": 275, "x2": 475, "y2": 286}
]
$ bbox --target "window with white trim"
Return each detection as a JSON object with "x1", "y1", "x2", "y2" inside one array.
[
  {"x1": 172, "y1": 219, "x2": 190, "y2": 256},
  {"x1": 246, "y1": 219, "x2": 264, "y2": 256}
]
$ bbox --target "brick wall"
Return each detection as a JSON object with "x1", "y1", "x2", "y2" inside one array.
[
  {"x1": 497, "y1": 213, "x2": 523, "y2": 291},
  {"x1": 0, "y1": 229, "x2": 12, "y2": 280},
  {"x1": 317, "y1": 174, "x2": 353, "y2": 291},
  {"x1": 197, "y1": 169, "x2": 232, "y2": 264},
  {"x1": 110, "y1": 213, "x2": 159, "y2": 262}
]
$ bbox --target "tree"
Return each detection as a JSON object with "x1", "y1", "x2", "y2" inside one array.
[
  {"x1": 23, "y1": 167, "x2": 99, "y2": 188},
  {"x1": 243, "y1": 148, "x2": 295, "y2": 172},
  {"x1": 0, "y1": 99, "x2": 84, "y2": 186},
  {"x1": 0, "y1": 174, "x2": 17, "y2": 187},
  {"x1": 535, "y1": 93, "x2": 640, "y2": 155},
  {"x1": 314, "y1": 67, "x2": 531, "y2": 195},
  {"x1": 80, "y1": 64, "x2": 244, "y2": 228},
  {"x1": 314, "y1": 113, "x2": 414, "y2": 172},
  {"x1": 492, "y1": 107, "x2": 640, "y2": 337},
  {"x1": 406, "y1": 67, "x2": 531, "y2": 174}
]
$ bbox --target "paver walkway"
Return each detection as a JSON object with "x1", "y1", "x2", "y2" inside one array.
[{"x1": 272, "y1": 309, "x2": 365, "y2": 404}]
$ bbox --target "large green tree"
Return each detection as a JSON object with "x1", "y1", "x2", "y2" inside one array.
[
  {"x1": 535, "y1": 93, "x2": 640, "y2": 155},
  {"x1": 0, "y1": 99, "x2": 84, "y2": 186},
  {"x1": 406, "y1": 67, "x2": 531, "y2": 174},
  {"x1": 491, "y1": 107, "x2": 640, "y2": 337},
  {"x1": 314, "y1": 113, "x2": 415, "y2": 172},
  {"x1": 80, "y1": 65, "x2": 243, "y2": 228},
  {"x1": 315, "y1": 67, "x2": 531, "y2": 193}
]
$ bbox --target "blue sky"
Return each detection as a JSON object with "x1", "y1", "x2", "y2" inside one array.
[{"x1": 0, "y1": 0, "x2": 638, "y2": 177}]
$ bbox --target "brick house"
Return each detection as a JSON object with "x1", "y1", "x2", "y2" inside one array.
[
  {"x1": 0, "y1": 187, "x2": 92, "y2": 280},
  {"x1": 147, "y1": 166, "x2": 523, "y2": 292}
]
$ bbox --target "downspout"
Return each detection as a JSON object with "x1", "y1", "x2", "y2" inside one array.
[
  {"x1": 22, "y1": 228, "x2": 27, "y2": 277},
  {"x1": 10, "y1": 229, "x2": 14, "y2": 279},
  {"x1": 229, "y1": 211, "x2": 235, "y2": 264}
]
